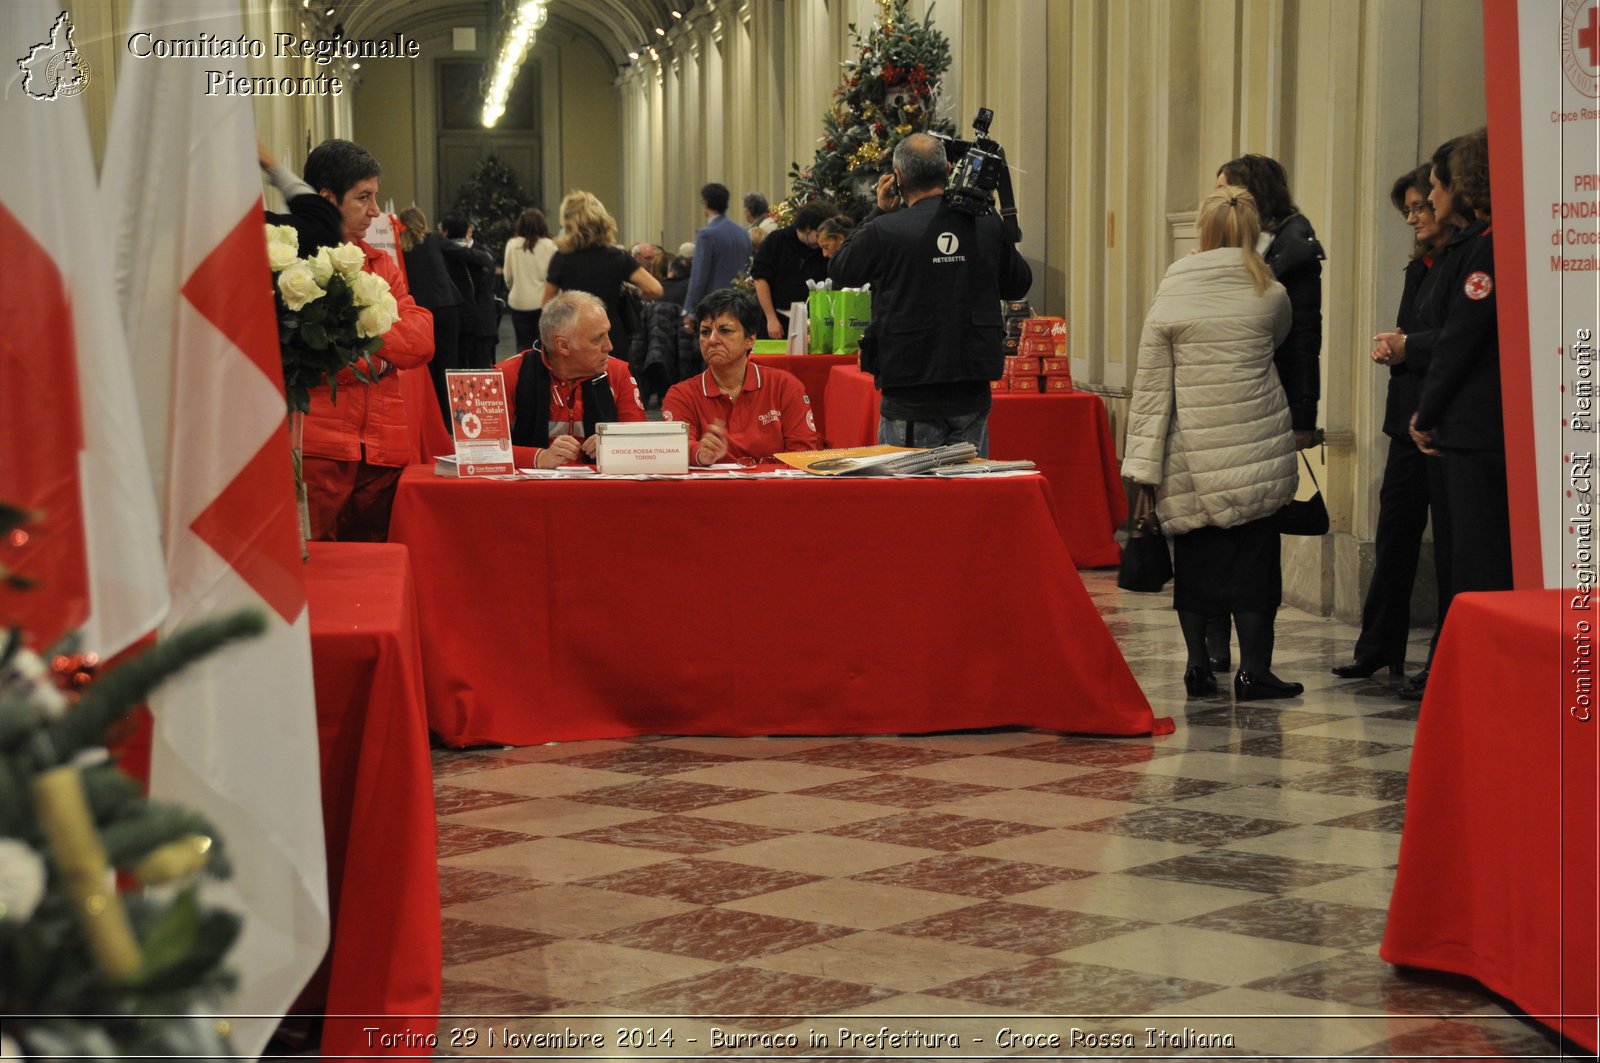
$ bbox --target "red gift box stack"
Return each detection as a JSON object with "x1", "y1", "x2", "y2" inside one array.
[{"x1": 998, "y1": 305, "x2": 1071, "y2": 394}]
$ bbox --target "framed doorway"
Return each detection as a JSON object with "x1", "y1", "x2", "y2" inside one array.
[{"x1": 436, "y1": 59, "x2": 542, "y2": 223}]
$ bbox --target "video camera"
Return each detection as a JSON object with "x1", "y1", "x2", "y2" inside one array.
[{"x1": 936, "y1": 107, "x2": 1021, "y2": 242}]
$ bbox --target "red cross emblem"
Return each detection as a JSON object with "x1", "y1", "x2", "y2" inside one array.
[
  {"x1": 1464, "y1": 271, "x2": 1493, "y2": 300},
  {"x1": 1582, "y1": 3, "x2": 1600, "y2": 67}
]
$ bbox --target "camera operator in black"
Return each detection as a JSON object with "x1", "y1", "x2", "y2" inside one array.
[{"x1": 829, "y1": 132, "x2": 1032, "y2": 455}]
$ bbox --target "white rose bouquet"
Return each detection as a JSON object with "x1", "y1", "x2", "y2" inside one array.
[{"x1": 264, "y1": 224, "x2": 400, "y2": 414}]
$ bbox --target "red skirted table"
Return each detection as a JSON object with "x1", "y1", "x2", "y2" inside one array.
[
  {"x1": 1381, "y1": 590, "x2": 1598, "y2": 1052},
  {"x1": 823, "y1": 365, "x2": 1126, "y2": 567},
  {"x1": 304, "y1": 543, "x2": 442, "y2": 1059},
  {"x1": 387, "y1": 466, "x2": 1165, "y2": 748},
  {"x1": 750, "y1": 353, "x2": 858, "y2": 444}
]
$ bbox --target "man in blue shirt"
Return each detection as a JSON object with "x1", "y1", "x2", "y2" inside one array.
[{"x1": 682, "y1": 182, "x2": 752, "y2": 329}]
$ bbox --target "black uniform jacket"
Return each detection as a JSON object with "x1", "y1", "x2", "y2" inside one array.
[
  {"x1": 1379, "y1": 253, "x2": 1446, "y2": 438},
  {"x1": 828, "y1": 194, "x2": 1032, "y2": 390},
  {"x1": 1410, "y1": 221, "x2": 1502, "y2": 451}
]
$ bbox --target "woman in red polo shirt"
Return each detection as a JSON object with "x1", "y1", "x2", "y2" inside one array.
[{"x1": 663, "y1": 288, "x2": 822, "y2": 464}]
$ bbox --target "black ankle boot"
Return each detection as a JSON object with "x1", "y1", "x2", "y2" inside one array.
[
  {"x1": 1397, "y1": 668, "x2": 1429, "y2": 700},
  {"x1": 1331, "y1": 655, "x2": 1405, "y2": 679},
  {"x1": 1234, "y1": 670, "x2": 1304, "y2": 701},
  {"x1": 1183, "y1": 665, "x2": 1217, "y2": 697}
]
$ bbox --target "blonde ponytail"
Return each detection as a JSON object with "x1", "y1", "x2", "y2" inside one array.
[{"x1": 1198, "y1": 185, "x2": 1274, "y2": 295}]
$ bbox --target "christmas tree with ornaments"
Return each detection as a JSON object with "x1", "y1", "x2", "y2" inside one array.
[
  {"x1": 0, "y1": 503, "x2": 261, "y2": 1061},
  {"x1": 785, "y1": 0, "x2": 955, "y2": 221}
]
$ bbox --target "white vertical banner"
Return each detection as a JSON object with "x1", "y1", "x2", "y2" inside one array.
[
  {"x1": 99, "y1": 0, "x2": 328, "y2": 1055},
  {"x1": 367, "y1": 210, "x2": 403, "y2": 271},
  {"x1": 1487, "y1": 0, "x2": 1600, "y2": 590},
  {"x1": 1486, "y1": 11, "x2": 1599, "y2": 1048}
]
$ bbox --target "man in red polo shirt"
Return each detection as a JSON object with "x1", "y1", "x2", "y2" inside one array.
[
  {"x1": 501, "y1": 291, "x2": 645, "y2": 468},
  {"x1": 663, "y1": 287, "x2": 821, "y2": 464}
]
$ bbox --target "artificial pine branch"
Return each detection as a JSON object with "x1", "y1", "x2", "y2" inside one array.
[
  {"x1": 98, "y1": 800, "x2": 233, "y2": 878},
  {"x1": 36, "y1": 610, "x2": 266, "y2": 770}
]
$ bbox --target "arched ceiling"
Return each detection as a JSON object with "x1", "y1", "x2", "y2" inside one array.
[{"x1": 337, "y1": 0, "x2": 696, "y2": 75}]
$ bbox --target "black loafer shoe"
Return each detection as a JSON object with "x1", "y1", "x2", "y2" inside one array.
[
  {"x1": 1397, "y1": 668, "x2": 1429, "y2": 700},
  {"x1": 1183, "y1": 665, "x2": 1218, "y2": 697},
  {"x1": 1234, "y1": 670, "x2": 1304, "y2": 701},
  {"x1": 1331, "y1": 657, "x2": 1405, "y2": 679},
  {"x1": 1208, "y1": 654, "x2": 1232, "y2": 673}
]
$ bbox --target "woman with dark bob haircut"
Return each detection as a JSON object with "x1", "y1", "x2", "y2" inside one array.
[
  {"x1": 1332, "y1": 163, "x2": 1458, "y2": 682},
  {"x1": 1374, "y1": 129, "x2": 1506, "y2": 700},
  {"x1": 660, "y1": 288, "x2": 821, "y2": 465},
  {"x1": 1203, "y1": 153, "x2": 1326, "y2": 673}
]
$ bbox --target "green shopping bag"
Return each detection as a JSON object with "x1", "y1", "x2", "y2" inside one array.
[
  {"x1": 831, "y1": 288, "x2": 872, "y2": 355},
  {"x1": 807, "y1": 289, "x2": 837, "y2": 354}
]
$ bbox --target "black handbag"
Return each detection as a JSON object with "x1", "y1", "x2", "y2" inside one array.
[
  {"x1": 1279, "y1": 453, "x2": 1330, "y2": 536},
  {"x1": 1117, "y1": 486, "x2": 1173, "y2": 591}
]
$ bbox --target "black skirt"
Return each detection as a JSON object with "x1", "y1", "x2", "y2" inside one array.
[{"x1": 1171, "y1": 515, "x2": 1282, "y2": 614}]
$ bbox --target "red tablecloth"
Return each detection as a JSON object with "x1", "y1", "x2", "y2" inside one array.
[
  {"x1": 401, "y1": 366, "x2": 451, "y2": 465},
  {"x1": 823, "y1": 365, "x2": 1126, "y2": 567},
  {"x1": 1381, "y1": 590, "x2": 1598, "y2": 1052},
  {"x1": 750, "y1": 353, "x2": 858, "y2": 444},
  {"x1": 304, "y1": 543, "x2": 442, "y2": 1059},
  {"x1": 388, "y1": 466, "x2": 1164, "y2": 748}
]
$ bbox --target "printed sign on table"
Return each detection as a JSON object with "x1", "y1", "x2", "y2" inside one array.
[{"x1": 447, "y1": 369, "x2": 513, "y2": 476}]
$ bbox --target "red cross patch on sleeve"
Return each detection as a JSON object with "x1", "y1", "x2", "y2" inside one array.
[{"x1": 1464, "y1": 271, "x2": 1493, "y2": 300}]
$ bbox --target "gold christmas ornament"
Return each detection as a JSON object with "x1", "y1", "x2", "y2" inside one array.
[
  {"x1": 32, "y1": 765, "x2": 142, "y2": 978},
  {"x1": 877, "y1": 0, "x2": 895, "y2": 31},
  {"x1": 136, "y1": 834, "x2": 213, "y2": 886},
  {"x1": 848, "y1": 141, "x2": 888, "y2": 171}
]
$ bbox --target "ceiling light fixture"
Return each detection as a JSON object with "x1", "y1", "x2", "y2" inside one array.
[
  {"x1": 483, "y1": 0, "x2": 547, "y2": 127},
  {"x1": 654, "y1": 26, "x2": 665, "y2": 36}
]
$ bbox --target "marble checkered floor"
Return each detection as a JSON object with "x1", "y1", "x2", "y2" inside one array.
[{"x1": 425, "y1": 570, "x2": 1578, "y2": 1060}]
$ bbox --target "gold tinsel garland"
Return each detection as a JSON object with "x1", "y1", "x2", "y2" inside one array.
[{"x1": 847, "y1": 141, "x2": 888, "y2": 171}]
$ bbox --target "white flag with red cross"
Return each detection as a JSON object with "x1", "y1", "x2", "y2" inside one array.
[
  {"x1": 99, "y1": 0, "x2": 328, "y2": 1054},
  {"x1": 0, "y1": 1, "x2": 169, "y2": 657}
]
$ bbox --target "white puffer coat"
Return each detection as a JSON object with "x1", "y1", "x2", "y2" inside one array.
[{"x1": 1121, "y1": 248, "x2": 1297, "y2": 536}]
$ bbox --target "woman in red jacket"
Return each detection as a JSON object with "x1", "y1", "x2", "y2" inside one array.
[{"x1": 298, "y1": 139, "x2": 435, "y2": 541}]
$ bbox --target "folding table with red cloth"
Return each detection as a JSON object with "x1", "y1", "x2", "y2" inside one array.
[
  {"x1": 300, "y1": 543, "x2": 441, "y2": 1060},
  {"x1": 749, "y1": 353, "x2": 858, "y2": 444},
  {"x1": 822, "y1": 364, "x2": 1126, "y2": 567},
  {"x1": 108, "y1": 543, "x2": 441, "y2": 1058},
  {"x1": 1381, "y1": 590, "x2": 1598, "y2": 1053},
  {"x1": 387, "y1": 466, "x2": 1167, "y2": 748}
]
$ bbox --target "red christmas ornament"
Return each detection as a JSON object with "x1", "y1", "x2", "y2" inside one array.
[{"x1": 50, "y1": 650, "x2": 101, "y2": 696}]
